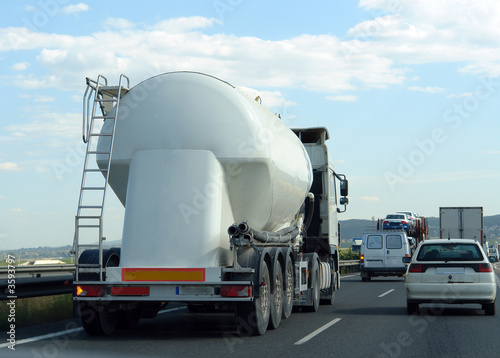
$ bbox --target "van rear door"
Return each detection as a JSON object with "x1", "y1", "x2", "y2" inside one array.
[
  {"x1": 364, "y1": 234, "x2": 385, "y2": 268},
  {"x1": 385, "y1": 234, "x2": 405, "y2": 269}
]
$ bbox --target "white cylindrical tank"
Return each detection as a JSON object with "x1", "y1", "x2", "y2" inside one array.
[{"x1": 98, "y1": 72, "x2": 312, "y2": 267}]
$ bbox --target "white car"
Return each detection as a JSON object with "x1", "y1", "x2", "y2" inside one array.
[
  {"x1": 396, "y1": 211, "x2": 418, "y2": 221},
  {"x1": 404, "y1": 239, "x2": 496, "y2": 315}
]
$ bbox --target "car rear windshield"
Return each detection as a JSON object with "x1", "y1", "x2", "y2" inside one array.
[
  {"x1": 417, "y1": 243, "x2": 484, "y2": 261},
  {"x1": 386, "y1": 215, "x2": 404, "y2": 219}
]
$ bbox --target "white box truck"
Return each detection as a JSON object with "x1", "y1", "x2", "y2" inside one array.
[
  {"x1": 439, "y1": 207, "x2": 484, "y2": 245},
  {"x1": 72, "y1": 72, "x2": 349, "y2": 336}
]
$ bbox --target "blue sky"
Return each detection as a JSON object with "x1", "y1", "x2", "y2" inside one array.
[{"x1": 1, "y1": 0, "x2": 499, "y2": 249}]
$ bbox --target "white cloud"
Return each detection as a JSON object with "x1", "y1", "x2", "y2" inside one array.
[
  {"x1": 350, "y1": 0, "x2": 500, "y2": 77},
  {"x1": 148, "y1": 16, "x2": 221, "y2": 33},
  {"x1": 408, "y1": 86, "x2": 444, "y2": 93},
  {"x1": 326, "y1": 95, "x2": 358, "y2": 102},
  {"x1": 38, "y1": 48, "x2": 68, "y2": 65},
  {"x1": 237, "y1": 87, "x2": 296, "y2": 109},
  {"x1": 103, "y1": 17, "x2": 136, "y2": 30},
  {"x1": 5, "y1": 112, "x2": 80, "y2": 139},
  {"x1": 62, "y1": 3, "x2": 89, "y2": 15},
  {"x1": 0, "y1": 25, "x2": 406, "y2": 94},
  {"x1": 34, "y1": 95, "x2": 55, "y2": 103},
  {"x1": 0, "y1": 162, "x2": 20, "y2": 171},
  {"x1": 11, "y1": 61, "x2": 30, "y2": 71},
  {"x1": 2, "y1": 3, "x2": 500, "y2": 97}
]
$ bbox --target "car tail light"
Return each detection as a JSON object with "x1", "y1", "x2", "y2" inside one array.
[
  {"x1": 360, "y1": 254, "x2": 364, "y2": 263},
  {"x1": 75, "y1": 285, "x2": 105, "y2": 297},
  {"x1": 383, "y1": 221, "x2": 389, "y2": 224},
  {"x1": 221, "y1": 285, "x2": 252, "y2": 297},
  {"x1": 401, "y1": 221, "x2": 407, "y2": 224},
  {"x1": 479, "y1": 263, "x2": 493, "y2": 272},
  {"x1": 408, "y1": 264, "x2": 423, "y2": 273}
]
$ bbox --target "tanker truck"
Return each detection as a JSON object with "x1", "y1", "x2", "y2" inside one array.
[{"x1": 72, "y1": 71, "x2": 349, "y2": 336}]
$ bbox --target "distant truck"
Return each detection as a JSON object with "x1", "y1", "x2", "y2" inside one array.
[
  {"x1": 439, "y1": 207, "x2": 485, "y2": 251},
  {"x1": 439, "y1": 207, "x2": 484, "y2": 241}
]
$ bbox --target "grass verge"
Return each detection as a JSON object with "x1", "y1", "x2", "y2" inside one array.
[{"x1": 1, "y1": 294, "x2": 73, "y2": 331}]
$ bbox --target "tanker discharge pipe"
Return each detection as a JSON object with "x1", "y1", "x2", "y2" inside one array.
[{"x1": 229, "y1": 223, "x2": 300, "y2": 244}]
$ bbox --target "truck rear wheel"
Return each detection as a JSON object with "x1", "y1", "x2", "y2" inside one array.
[
  {"x1": 268, "y1": 260, "x2": 283, "y2": 329},
  {"x1": 235, "y1": 259, "x2": 271, "y2": 336},
  {"x1": 80, "y1": 301, "x2": 120, "y2": 336}
]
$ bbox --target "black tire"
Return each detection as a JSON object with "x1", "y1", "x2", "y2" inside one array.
[
  {"x1": 483, "y1": 301, "x2": 495, "y2": 316},
  {"x1": 407, "y1": 301, "x2": 419, "y2": 315},
  {"x1": 77, "y1": 248, "x2": 121, "y2": 335},
  {"x1": 79, "y1": 301, "x2": 120, "y2": 335},
  {"x1": 269, "y1": 260, "x2": 283, "y2": 329},
  {"x1": 117, "y1": 308, "x2": 141, "y2": 329},
  {"x1": 303, "y1": 259, "x2": 320, "y2": 312},
  {"x1": 321, "y1": 270, "x2": 337, "y2": 305},
  {"x1": 235, "y1": 259, "x2": 271, "y2": 336},
  {"x1": 77, "y1": 248, "x2": 120, "y2": 281},
  {"x1": 282, "y1": 255, "x2": 294, "y2": 319}
]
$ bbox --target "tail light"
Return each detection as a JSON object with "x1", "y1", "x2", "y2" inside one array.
[
  {"x1": 383, "y1": 221, "x2": 389, "y2": 224},
  {"x1": 479, "y1": 263, "x2": 493, "y2": 273},
  {"x1": 75, "y1": 285, "x2": 105, "y2": 297},
  {"x1": 360, "y1": 254, "x2": 364, "y2": 263},
  {"x1": 401, "y1": 221, "x2": 407, "y2": 224},
  {"x1": 221, "y1": 285, "x2": 252, "y2": 297},
  {"x1": 408, "y1": 264, "x2": 423, "y2": 273}
]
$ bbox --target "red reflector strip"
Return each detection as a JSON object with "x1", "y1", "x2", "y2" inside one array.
[
  {"x1": 75, "y1": 285, "x2": 104, "y2": 297},
  {"x1": 221, "y1": 285, "x2": 252, "y2": 297},
  {"x1": 110, "y1": 286, "x2": 150, "y2": 296},
  {"x1": 122, "y1": 268, "x2": 205, "y2": 282}
]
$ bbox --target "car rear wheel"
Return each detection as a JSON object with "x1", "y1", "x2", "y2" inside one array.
[
  {"x1": 407, "y1": 301, "x2": 419, "y2": 315},
  {"x1": 482, "y1": 301, "x2": 495, "y2": 316}
]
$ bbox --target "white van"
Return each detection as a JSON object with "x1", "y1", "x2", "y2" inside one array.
[{"x1": 360, "y1": 230, "x2": 411, "y2": 281}]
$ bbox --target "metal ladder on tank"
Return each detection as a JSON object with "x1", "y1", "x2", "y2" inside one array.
[{"x1": 73, "y1": 74, "x2": 129, "y2": 282}]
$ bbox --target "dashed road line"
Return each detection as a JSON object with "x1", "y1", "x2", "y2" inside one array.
[
  {"x1": 378, "y1": 289, "x2": 395, "y2": 298},
  {"x1": 0, "y1": 306, "x2": 187, "y2": 349},
  {"x1": 0, "y1": 327, "x2": 83, "y2": 349},
  {"x1": 294, "y1": 318, "x2": 342, "y2": 345}
]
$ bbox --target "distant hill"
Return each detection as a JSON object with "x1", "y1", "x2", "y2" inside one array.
[
  {"x1": 340, "y1": 214, "x2": 500, "y2": 243},
  {"x1": 2, "y1": 216, "x2": 500, "y2": 260}
]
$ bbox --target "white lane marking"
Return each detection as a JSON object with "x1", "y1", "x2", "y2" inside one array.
[
  {"x1": 0, "y1": 306, "x2": 187, "y2": 349},
  {"x1": 378, "y1": 289, "x2": 395, "y2": 298},
  {"x1": 0, "y1": 327, "x2": 83, "y2": 349},
  {"x1": 340, "y1": 274, "x2": 359, "y2": 279},
  {"x1": 294, "y1": 318, "x2": 342, "y2": 345}
]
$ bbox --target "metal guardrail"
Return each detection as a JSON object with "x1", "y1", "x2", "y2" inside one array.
[
  {"x1": 339, "y1": 260, "x2": 361, "y2": 274},
  {"x1": 0, "y1": 264, "x2": 75, "y2": 280},
  {"x1": 0, "y1": 265, "x2": 75, "y2": 301},
  {"x1": 0, "y1": 261, "x2": 360, "y2": 301}
]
